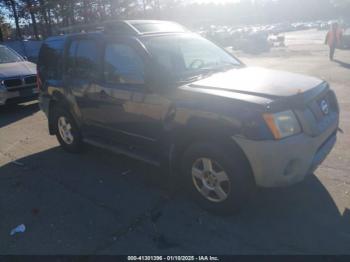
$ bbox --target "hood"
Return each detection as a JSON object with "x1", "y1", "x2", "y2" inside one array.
[
  {"x1": 0, "y1": 61, "x2": 36, "y2": 79},
  {"x1": 184, "y1": 67, "x2": 323, "y2": 99}
]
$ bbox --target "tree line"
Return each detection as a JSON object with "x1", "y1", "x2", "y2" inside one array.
[
  {"x1": 0, "y1": 0, "x2": 349, "y2": 41},
  {"x1": 0, "y1": 0, "x2": 176, "y2": 40}
]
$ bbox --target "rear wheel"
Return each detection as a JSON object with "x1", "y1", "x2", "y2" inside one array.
[
  {"x1": 53, "y1": 107, "x2": 83, "y2": 153},
  {"x1": 182, "y1": 142, "x2": 255, "y2": 214}
]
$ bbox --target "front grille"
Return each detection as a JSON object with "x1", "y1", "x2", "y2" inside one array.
[
  {"x1": 326, "y1": 91, "x2": 339, "y2": 113},
  {"x1": 302, "y1": 90, "x2": 339, "y2": 136},
  {"x1": 24, "y1": 76, "x2": 36, "y2": 85},
  {"x1": 8, "y1": 85, "x2": 36, "y2": 92},
  {"x1": 308, "y1": 90, "x2": 338, "y2": 122},
  {"x1": 3, "y1": 75, "x2": 37, "y2": 92},
  {"x1": 4, "y1": 78, "x2": 22, "y2": 88}
]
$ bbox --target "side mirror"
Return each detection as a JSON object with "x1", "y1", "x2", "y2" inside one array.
[
  {"x1": 104, "y1": 71, "x2": 121, "y2": 84},
  {"x1": 145, "y1": 64, "x2": 175, "y2": 92}
]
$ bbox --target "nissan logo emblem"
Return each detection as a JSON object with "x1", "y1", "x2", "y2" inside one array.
[{"x1": 320, "y1": 100, "x2": 329, "y2": 115}]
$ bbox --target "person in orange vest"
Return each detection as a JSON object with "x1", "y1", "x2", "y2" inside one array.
[{"x1": 325, "y1": 22, "x2": 343, "y2": 61}]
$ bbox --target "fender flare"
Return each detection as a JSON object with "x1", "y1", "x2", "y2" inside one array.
[
  {"x1": 168, "y1": 117, "x2": 247, "y2": 172},
  {"x1": 47, "y1": 91, "x2": 80, "y2": 135}
]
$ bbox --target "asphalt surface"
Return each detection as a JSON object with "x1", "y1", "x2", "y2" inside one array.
[{"x1": 0, "y1": 29, "x2": 349, "y2": 254}]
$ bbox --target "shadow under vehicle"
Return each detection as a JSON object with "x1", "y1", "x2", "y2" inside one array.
[
  {"x1": 0, "y1": 145, "x2": 349, "y2": 253},
  {"x1": 0, "y1": 101, "x2": 39, "y2": 128}
]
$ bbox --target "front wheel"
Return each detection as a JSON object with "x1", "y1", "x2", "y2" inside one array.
[
  {"x1": 53, "y1": 107, "x2": 83, "y2": 153},
  {"x1": 182, "y1": 142, "x2": 255, "y2": 214}
]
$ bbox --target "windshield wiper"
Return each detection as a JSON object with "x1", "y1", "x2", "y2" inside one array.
[
  {"x1": 177, "y1": 75, "x2": 203, "y2": 84},
  {"x1": 199, "y1": 62, "x2": 241, "y2": 75},
  {"x1": 178, "y1": 63, "x2": 240, "y2": 84}
]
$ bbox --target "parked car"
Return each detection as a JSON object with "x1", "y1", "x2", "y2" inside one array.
[
  {"x1": 0, "y1": 45, "x2": 38, "y2": 105},
  {"x1": 3, "y1": 40, "x2": 43, "y2": 63},
  {"x1": 340, "y1": 28, "x2": 350, "y2": 49},
  {"x1": 38, "y1": 20, "x2": 340, "y2": 213},
  {"x1": 232, "y1": 31, "x2": 271, "y2": 53}
]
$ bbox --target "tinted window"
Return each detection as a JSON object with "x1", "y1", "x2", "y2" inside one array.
[
  {"x1": 75, "y1": 39, "x2": 99, "y2": 79},
  {"x1": 104, "y1": 44, "x2": 144, "y2": 85},
  {"x1": 38, "y1": 39, "x2": 64, "y2": 79},
  {"x1": 66, "y1": 40, "x2": 78, "y2": 75},
  {"x1": 144, "y1": 35, "x2": 240, "y2": 81}
]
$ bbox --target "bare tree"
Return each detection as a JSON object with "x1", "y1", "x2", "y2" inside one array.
[
  {"x1": 2, "y1": 0, "x2": 22, "y2": 39},
  {"x1": 23, "y1": 0, "x2": 39, "y2": 39},
  {"x1": 38, "y1": 0, "x2": 52, "y2": 37}
]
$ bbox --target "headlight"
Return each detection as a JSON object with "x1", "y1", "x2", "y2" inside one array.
[{"x1": 263, "y1": 110, "x2": 301, "y2": 139}]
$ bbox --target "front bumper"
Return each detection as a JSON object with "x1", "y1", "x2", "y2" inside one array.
[
  {"x1": 233, "y1": 120, "x2": 338, "y2": 188},
  {"x1": 0, "y1": 87, "x2": 38, "y2": 105}
]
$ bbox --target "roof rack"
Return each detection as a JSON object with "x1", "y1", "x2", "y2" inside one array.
[{"x1": 58, "y1": 20, "x2": 188, "y2": 36}]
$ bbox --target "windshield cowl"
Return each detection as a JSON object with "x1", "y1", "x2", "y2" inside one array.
[{"x1": 177, "y1": 64, "x2": 243, "y2": 84}]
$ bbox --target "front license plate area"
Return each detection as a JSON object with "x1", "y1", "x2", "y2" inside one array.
[{"x1": 19, "y1": 88, "x2": 37, "y2": 97}]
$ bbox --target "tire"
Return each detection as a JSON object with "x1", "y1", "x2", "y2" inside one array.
[
  {"x1": 182, "y1": 142, "x2": 255, "y2": 215},
  {"x1": 52, "y1": 106, "x2": 83, "y2": 153}
]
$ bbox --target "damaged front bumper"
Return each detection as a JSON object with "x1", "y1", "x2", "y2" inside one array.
[{"x1": 233, "y1": 120, "x2": 338, "y2": 188}]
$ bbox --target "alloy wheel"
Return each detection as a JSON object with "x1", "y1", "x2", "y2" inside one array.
[
  {"x1": 191, "y1": 157, "x2": 231, "y2": 203},
  {"x1": 57, "y1": 116, "x2": 74, "y2": 145}
]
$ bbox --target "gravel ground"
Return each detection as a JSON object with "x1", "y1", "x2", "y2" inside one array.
[{"x1": 0, "y1": 29, "x2": 349, "y2": 255}]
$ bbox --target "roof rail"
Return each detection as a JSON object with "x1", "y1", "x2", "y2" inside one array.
[
  {"x1": 58, "y1": 20, "x2": 139, "y2": 35},
  {"x1": 58, "y1": 20, "x2": 188, "y2": 36}
]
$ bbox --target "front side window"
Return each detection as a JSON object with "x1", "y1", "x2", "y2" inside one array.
[
  {"x1": 104, "y1": 43, "x2": 144, "y2": 85},
  {"x1": 0, "y1": 46, "x2": 23, "y2": 64}
]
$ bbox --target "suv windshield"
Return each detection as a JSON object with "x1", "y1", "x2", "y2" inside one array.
[
  {"x1": 143, "y1": 34, "x2": 241, "y2": 82},
  {"x1": 0, "y1": 46, "x2": 23, "y2": 64}
]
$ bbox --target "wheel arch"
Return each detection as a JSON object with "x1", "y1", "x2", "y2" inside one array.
[
  {"x1": 169, "y1": 117, "x2": 255, "y2": 184},
  {"x1": 47, "y1": 91, "x2": 79, "y2": 135}
]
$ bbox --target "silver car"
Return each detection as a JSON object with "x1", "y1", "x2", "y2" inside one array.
[{"x1": 0, "y1": 45, "x2": 38, "y2": 105}]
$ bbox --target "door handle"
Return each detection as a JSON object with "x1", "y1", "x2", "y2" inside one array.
[
  {"x1": 99, "y1": 90, "x2": 109, "y2": 98},
  {"x1": 164, "y1": 106, "x2": 176, "y2": 123}
]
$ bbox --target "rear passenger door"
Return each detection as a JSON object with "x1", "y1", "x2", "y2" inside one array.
[{"x1": 65, "y1": 37, "x2": 104, "y2": 128}]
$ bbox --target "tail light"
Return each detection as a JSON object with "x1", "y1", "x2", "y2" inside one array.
[{"x1": 37, "y1": 73, "x2": 42, "y2": 90}]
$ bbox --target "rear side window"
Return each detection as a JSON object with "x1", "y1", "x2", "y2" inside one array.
[
  {"x1": 75, "y1": 40, "x2": 99, "y2": 77},
  {"x1": 74, "y1": 39, "x2": 99, "y2": 79},
  {"x1": 66, "y1": 40, "x2": 78, "y2": 73},
  {"x1": 38, "y1": 39, "x2": 64, "y2": 80},
  {"x1": 103, "y1": 43, "x2": 144, "y2": 85}
]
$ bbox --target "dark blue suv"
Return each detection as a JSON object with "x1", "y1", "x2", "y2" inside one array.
[{"x1": 38, "y1": 20, "x2": 339, "y2": 213}]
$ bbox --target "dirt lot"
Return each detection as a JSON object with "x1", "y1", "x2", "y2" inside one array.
[{"x1": 0, "y1": 30, "x2": 349, "y2": 255}]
